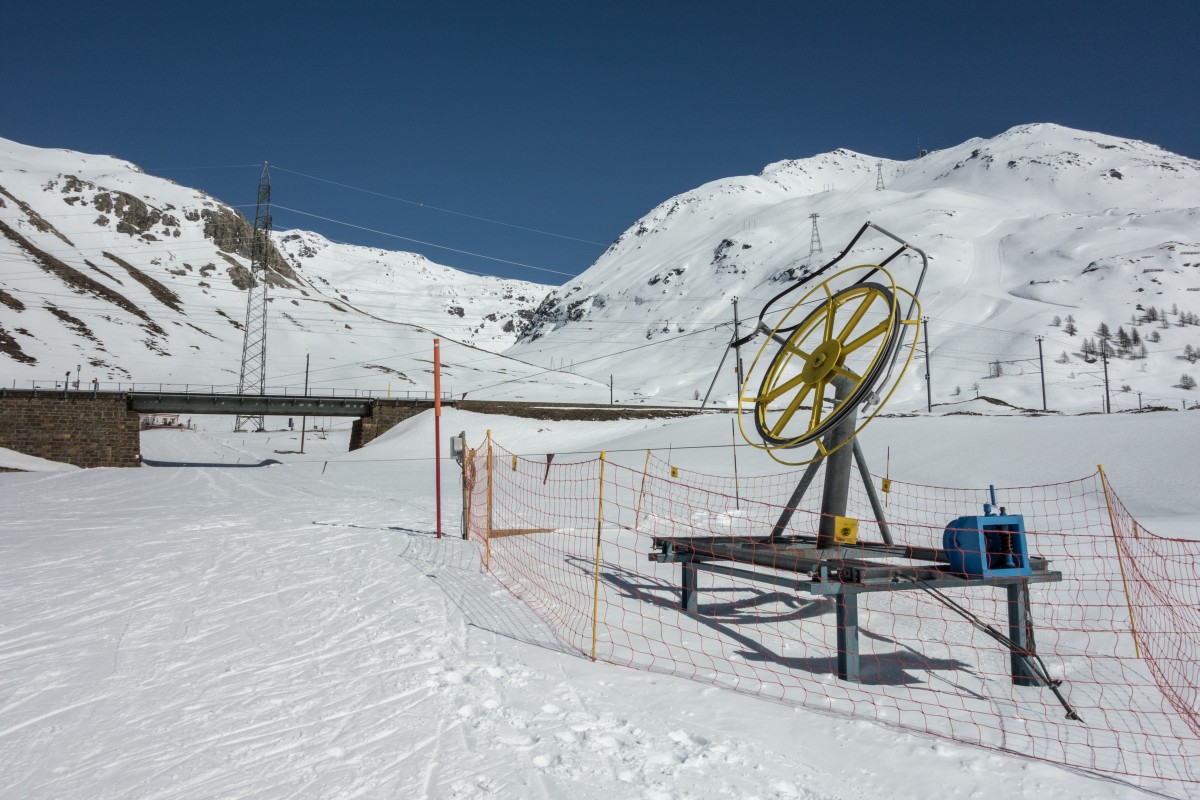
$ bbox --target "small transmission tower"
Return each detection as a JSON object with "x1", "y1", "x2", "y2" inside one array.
[
  {"x1": 234, "y1": 162, "x2": 273, "y2": 432},
  {"x1": 875, "y1": 161, "x2": 885, "y2": 191},
  {"x1": 808, "y1": 213, "x2": 823, "y2": 256}
]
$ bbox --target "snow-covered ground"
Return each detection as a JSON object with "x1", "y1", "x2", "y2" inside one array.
[{"x1": 1, "y1": 409, "x2": 1196, "y2": 799}]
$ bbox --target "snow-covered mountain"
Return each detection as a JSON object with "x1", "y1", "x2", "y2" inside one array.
[
  {"x1": 0, "y1": 137, "x2": 554, "y2": 395},
  {"x1": 4, "y1": 124, "x2": 1200, "y2": 412},
  {"x1": 512, "y1": 123, "x2": 1200, "y2": 413}
]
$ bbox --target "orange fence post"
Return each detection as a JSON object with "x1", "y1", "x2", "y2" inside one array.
[
  {"x1": 485, "y1": 430, "x2": 493, "y2": 572},
  {"x1": 461, "y1": 436, "x2": 471, "y2": 540},
  {"x1": 590, "y1": 451, "x2": 607, "y2": 662},
  {"x1": 633, "y1": 448, "x2": 651, "y2": 529},
  {"x1": 1098, "y1": 464, "x2": 1141, "y2": 659}
]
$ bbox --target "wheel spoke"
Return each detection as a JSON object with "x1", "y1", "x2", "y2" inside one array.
[
  {"x1": 841, "y1": 318, "x2": 891, "y2": 355},
  {"x1": 836, "y1": 291, "x2": 875, "y2": 344},
  {"x1": 760, "y1": 372, "x2": 808, "y2": 405},
  {"x1": 770, "y1": 381, "x2": 814, "y2": 436},
  {"x1": 808, "y1": 380, "x2": 827, "y2": 432},
  {"x1": 781, "y1": 341, "x2": 813, "y2": 362},
  {"x1": 833, "y1": 363, "x2": 863, "y2": 384}
]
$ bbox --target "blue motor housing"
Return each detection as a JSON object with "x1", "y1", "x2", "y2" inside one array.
[{"x1": 943, "y1": 514, "x2": 1032, "y2": 577}]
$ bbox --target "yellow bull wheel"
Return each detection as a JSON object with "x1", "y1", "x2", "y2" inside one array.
[{"x1": 752, "y1": 280, "x2": 901, "y2": 449}]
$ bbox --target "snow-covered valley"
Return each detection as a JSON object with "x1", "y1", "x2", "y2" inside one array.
[{"x1": 1, "y1": 408, "x2": 1198, "y2": 799}]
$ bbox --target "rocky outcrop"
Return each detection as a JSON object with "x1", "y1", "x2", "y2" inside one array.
[{"x1": 200, "y1": 206, "x2": 297, "y2": 286}]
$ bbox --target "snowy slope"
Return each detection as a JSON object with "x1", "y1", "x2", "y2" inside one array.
[
  {"x1": 273, "y1": 229, "x2": 544, "y2": 350},
  {"x1": 511, "y1": 123, "x2": 1200, "y2": 413},
  {"x1": 2, "y1": 410, "x2": 1193, "y2": 799},
  {"x1": 5, "y1": 124, "x2": 1200, "y2": 411},
  {"x1": 0, "y1": 137, "x2": 555, "y2": 394}
]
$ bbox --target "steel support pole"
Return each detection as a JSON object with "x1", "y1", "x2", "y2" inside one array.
[
  {"x1": 1006, "y1": 581, "x2": 1039, "y2": 686},
  {"x1": 922, "y1": 316, "x2": 932, "y2": 412},
  {"x1": 681, "y1": 562, "x2": 699, "y2": 613},
  {"x1": 836, "y1": 588, "x2": 861, "y2": 682},
  {"x1": 817, "y1": 380, "x2": 858, "y2": 550},
  {"x1": 699, "y1": 337, "x2": 732, "y2": 410},
  {"x1": 732, "y1": 297, "x2": 744, "y2": 391},
  {"x1": 852, "y1": 439, "x2": 893, "y2": 545},
  {"x1": 434, "y1": 339, "x2": 442, "y2": 539},
  {"x1": 1102, "y1": 345, "x2": 1111, "y2": 413},
  {"x1": 1036, "y1": 335, "x2": 1047, "y2": 412},
  {"x1": 300, "y1": 353, "x2": 309, "y2": 454},
  {"x1": 769, "y1": 458, "x2": 824, "y2": 541}
]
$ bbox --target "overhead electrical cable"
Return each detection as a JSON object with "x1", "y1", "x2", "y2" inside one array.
[
  {"x1": 466, "y1": 321, "x2": 733, "y2": 394},
  {"x1": 271, "y1": 204, "x2": 577, "y2": 279},
  {"x1": 271, "y1": 165, "x2": 607, "y2": 247}
]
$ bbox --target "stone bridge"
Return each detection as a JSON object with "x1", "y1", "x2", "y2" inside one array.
[{"x1": 0, "y1": 390, "x2": 700, "y2": 468}]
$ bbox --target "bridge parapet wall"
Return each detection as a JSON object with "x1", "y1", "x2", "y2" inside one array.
[
  {"x1": 349, "y1": 400, "x2": 433, "y2": 450},
  {"x1": 0, "y1": 390, "x2": 140, "y2": 468}
]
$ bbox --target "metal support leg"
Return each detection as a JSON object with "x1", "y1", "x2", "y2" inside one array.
[
  {"x1": 1006, "y1": 581, "x2": 1039, "y2": 686},
  {"x1": 852, "y1": 439, "x2": 893, "y2": 545},
  {"x1": 818, "y1": 380, "x2": 858, "y2": 550},
  {"x1": 769, "y1": 457, "x2": 824, "y2": 541},
  {"x1": 836, "y1": 588, "x2": 860, "y2": 682},
  {"x1": 681, "y1": 563, "x2": 699, "y2": 613}
]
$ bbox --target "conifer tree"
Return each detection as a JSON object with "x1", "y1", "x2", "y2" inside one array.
[{"x1": 1117, "y1": 326, "x2": 1131, "y2": 354}]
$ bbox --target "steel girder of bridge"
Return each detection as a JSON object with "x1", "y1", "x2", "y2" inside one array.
[{"x1": 128, "y1": 392, "x2": 388, "y2": 417}]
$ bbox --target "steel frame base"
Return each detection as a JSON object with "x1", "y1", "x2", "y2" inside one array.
[{"x1": 652, "y1": 534, "x2": 1061, "y2": 684}]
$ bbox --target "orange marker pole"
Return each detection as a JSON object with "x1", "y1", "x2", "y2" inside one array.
[{"x1": 434, "y1": 339, "x2": 442, "y2": 539}]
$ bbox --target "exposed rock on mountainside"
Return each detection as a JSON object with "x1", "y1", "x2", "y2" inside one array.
[
  {"x1": 0, "y1": 137, "x2": 551, "y2": 392},
  {"x1": 511, "y1": 123, "x2": 1200, "y2": 411}
]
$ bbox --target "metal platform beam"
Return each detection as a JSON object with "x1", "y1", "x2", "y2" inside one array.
[{"x1": 651, "y1": 535, "x2": 1062, "y2": 684}]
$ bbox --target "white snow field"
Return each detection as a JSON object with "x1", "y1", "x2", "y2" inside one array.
[{"x1": 1, "y1": 409, "x2": 1197, "y2": 799}]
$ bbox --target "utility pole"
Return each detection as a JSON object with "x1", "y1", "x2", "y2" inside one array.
[
  {"x1": 732, "y1": 297, "x2": 744, "y2": 391},
  {"x1": 1036, "y1": 335, "x2": 1047, "y2": 411},
  {"x1": 1137, "y1": 391, "x2": 1142, "y2": 410},
  {"x1": 922, "y1": 316, "x2": 932, "y2": 412},
  {"x1": 609, "y1": 374, "x2": 613, "y2": 405},
  {"x1": 235, "y1": 162, "x2": 272, "y2": 432},
  {"x1": 434, "y1": 339, "x2": 442, "y2": 539},
  {"x1": 300, "y1": 353, "x2": 309, "y2": 454},
  {"x1": 1101, "y1": 343, "x2": 1111, "y2": 414},
  {"x1": 699, "y1": 300, "x2": 742, "y2": 410},
  {"x1": 809, "y1": 213, "x2": 822, "y2": 256}
]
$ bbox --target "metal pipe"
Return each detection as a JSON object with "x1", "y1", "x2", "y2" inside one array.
[{"x1": 852, "y1": 439, "x2": 893, "y2": 545}]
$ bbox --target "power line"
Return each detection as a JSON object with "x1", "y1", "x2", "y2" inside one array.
[
  {"x1": 271, "y1": 203, "x2": 577, "y2": 279},
  {"x1": 271, "y1": 165, "x2": 607, "y2": 247},
  {"x1": 467, "y1": 321, "x2": 733, "y2": 394}
]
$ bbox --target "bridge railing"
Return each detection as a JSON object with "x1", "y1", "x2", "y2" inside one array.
[{"x1": 3, "y1": 379, "x2": 453, "y2": 402}]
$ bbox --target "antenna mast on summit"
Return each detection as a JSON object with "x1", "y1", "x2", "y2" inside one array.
[
  {"x1": 234, "y1": 162, "x2": 272, "y2": 432},
  {"x1": 808, "y1": 213, "x2": 823, "y2": 256}
]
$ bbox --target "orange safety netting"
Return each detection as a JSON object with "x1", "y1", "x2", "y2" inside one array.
[{"x1": 463, "y1": 439, "x2": 1200, "y2": 794}]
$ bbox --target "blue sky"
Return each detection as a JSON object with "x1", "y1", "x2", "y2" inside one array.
[{"x1": 4, "y1": 1, "x2": 1197, "y2": 284}]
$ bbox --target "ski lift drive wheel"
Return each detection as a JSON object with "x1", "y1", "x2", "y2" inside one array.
[{"x1": 752, "y1": 280, "x2": 902, "y2": 449}]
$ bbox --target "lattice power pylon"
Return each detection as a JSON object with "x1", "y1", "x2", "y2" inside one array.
[
  {"x1": 808, "y1": 213, "x2": 822, "y2": 256},
  {"x1": 234, "y1": 162, "x2": 272, "y2": 432}
]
